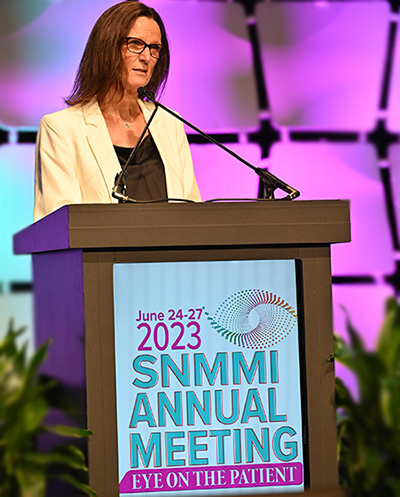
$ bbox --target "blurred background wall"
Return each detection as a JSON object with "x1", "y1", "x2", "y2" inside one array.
[{"x1": 1, "y1": 0, "x2": 399, "y2": 393}]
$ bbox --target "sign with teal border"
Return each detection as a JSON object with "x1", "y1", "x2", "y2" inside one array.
[{"x1": 113, "y1": 259, "x2": 305, "y2": 496}]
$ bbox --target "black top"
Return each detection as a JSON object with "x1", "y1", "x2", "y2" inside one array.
[{"x1": 114, "y1": 134, "x2": 167, "y2": 201}]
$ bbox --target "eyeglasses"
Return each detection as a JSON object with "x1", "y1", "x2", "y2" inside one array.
[{"x1": 125, "y1": 37, "x2": 163, "y2": 59}]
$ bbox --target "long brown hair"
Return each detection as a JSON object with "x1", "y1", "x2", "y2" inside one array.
[{"x1": 65, "y1": 1, "x2": 170, "y2": 106}]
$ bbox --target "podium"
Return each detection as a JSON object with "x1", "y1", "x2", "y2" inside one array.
[{"x1": 14, "y1": 200, "x2": 350, "y2": 496}]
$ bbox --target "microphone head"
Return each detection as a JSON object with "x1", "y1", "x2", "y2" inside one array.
[{"x1": 138, "y1": 86, "x2": 156, "y2": 102}]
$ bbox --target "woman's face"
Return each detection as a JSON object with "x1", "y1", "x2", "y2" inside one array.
[{"x1": 122, "y1": 16, "x2": 161, "y2": 96}]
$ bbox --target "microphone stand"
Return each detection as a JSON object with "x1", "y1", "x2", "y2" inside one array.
[
  {"x1": 138, "y1": 87, "x2": 300, "y2": 200},
  {"x1": 112, "y1": 105, "x2": 159, "y2": 202}
]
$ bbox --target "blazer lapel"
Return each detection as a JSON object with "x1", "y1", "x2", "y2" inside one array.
[
  {"x1": 82, "y1": 101, "x2": 120, "y2": 202},
  {"x1": 81, "y1": 99, "x2": 183, "y2": 201}
]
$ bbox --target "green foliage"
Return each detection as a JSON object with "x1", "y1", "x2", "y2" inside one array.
[
  {"x1": 0, "y1": 322, "x2": 97, "y2": 497},
  {"x1": 334, "y1": 297, "x2": 400, "y2": 497}
]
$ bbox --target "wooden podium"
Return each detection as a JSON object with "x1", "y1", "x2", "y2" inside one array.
[{"x1": 14, "y1": 200, "x2": 350, "y2": 496}]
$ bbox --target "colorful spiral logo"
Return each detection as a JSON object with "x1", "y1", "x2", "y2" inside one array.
[{"x1": 204, "y1": 289, "x2": 298, "y2": 349}]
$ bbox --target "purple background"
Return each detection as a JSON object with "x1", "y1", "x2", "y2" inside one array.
[{"x1": 1, "y1": 0, "x2": 399, "y2": 397}]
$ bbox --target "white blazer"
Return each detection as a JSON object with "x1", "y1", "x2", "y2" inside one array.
[{"x1": 34, "y1": 99, "x2": 201, "y2": 221}]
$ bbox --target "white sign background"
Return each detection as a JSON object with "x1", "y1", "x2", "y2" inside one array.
[{"x1": 113, "y1": 259, "x2": 305, "y2": 496}]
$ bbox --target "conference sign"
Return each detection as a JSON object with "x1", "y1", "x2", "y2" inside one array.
[{"x1": 113, "y1": 259, "x2": 305, "y2": 496}]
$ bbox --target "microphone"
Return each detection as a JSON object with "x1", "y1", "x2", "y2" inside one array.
[
  {"x1": 137, "y1": 87, "x2": 300, "y2": 200},
  {"x1": 112, "y1": 104, "x2": 159, "y2": 202}
]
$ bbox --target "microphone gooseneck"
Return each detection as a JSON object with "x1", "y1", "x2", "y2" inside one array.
[{"x1": 137, "y1": 87, "x2": 300, "y2": 200}]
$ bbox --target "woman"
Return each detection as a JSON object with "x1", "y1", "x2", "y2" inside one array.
[{"x1": 34, "y1": 1, "x2": 201, "y2": 221}]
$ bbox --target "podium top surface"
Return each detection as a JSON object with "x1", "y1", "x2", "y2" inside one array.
[{"x1": 14, "y1": 200, "x2": 350, "y2": 255}]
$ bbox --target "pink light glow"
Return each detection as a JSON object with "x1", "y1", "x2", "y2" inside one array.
[
  {"x1": 256, "y1": 2, "x2": 389, "y2": 131},
  {"x1": 270, "y1": 142, "x2": 394, "y2": 275},
  {"x1": 191, "y1": 143, "x2": 261, "y2": 201}
]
